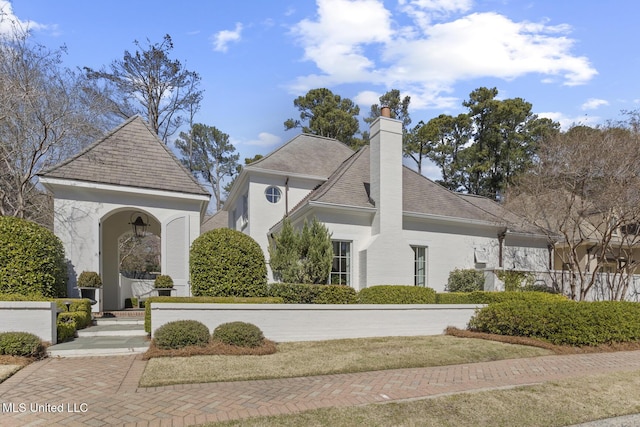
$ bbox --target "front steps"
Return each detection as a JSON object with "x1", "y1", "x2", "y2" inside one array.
[{"x1": 47, "y1": 310, "x2": 150, "y2": 357}]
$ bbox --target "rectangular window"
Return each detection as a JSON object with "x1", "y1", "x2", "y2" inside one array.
[
  {"x1": 241, "y1": 195, "x2": 248, "y2": 225},
  {"x1": 413, "y1": 246, "x2": 427, "y2": 287},
  {"x1": 331, "y1": 240, "x2": 351, "y2": 286}
]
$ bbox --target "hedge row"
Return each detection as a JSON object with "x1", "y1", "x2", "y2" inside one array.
[
  {"x1": 268, "y1": 283, "x2": 357, "y2": 304},
  {"x1": 0, "y1": 332, "x2": 45, "y2": 357},
  {"x1": 435, "y1": 291, "x2": 567, "y2": 304},
  {"x1": 468, "y1": 300, "x2": 640, "y2": 346},
  {"x1": 358, "y1": 285, "x2": 436, "y2": 304}
]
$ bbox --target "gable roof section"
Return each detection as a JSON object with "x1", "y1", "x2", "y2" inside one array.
[
  {"x1": 289, "y1": 146, "x2": 542, "y2": 234},
  {"x1": 246, "y1": 133, "x2": 354, "y2": 178},
  {"x1": 39, "y1": 116, "x2": 210, "y2": 196}
]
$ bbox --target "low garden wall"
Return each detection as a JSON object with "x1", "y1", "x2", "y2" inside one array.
[
  {"x1": 150, "y1": 303, "x2": 484, "y2": 341},
  {"x1": 0, "y1": 301, "x2": 57, "y2": 344}
]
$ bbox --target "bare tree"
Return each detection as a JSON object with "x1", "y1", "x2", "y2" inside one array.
[
  {"x1": 84, "y1": 35, "x2": 202, "y2": 143},
  {"x1": 508, "y1": 123, "x2": 640, "y2": 300},
  {"x1": 0, "y1": 22, "x2": 105, "y2": 223}
]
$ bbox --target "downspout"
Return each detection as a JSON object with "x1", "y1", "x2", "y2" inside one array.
[
  {"x1": 285, "y1": 177, "x2": 289, "y2": 216},
  {"x1": 498, "y1": 229, "x2": 507, "y2": 268}
]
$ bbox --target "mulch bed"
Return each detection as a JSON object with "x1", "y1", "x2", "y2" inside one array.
[{"x1": 142, "y1": 339, "x2": 278, "y2": 360}]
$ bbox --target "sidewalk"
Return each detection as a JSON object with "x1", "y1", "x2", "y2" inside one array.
[{"x1": 1, "y1": 350, "x2": 640, "y2": 426}]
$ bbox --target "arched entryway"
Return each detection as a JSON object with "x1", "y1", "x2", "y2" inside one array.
[{"x1": 101, "y1": 209, "x2": 161, "y2": 310}]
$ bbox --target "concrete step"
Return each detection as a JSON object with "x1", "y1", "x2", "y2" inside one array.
[
  {"x1": 77, "y1": 324, "x2": 147, "y2": 337},
  {"x1": 47, "y1": 335, "x2": 150, "y2": 357},
  {"x1": 94, "y1": 310, "x2": 145, "y2": 326}
]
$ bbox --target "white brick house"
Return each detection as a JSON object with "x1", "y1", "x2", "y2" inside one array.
[{"x1": 223, "y1": 110, "x2": 551, "y2": 291}]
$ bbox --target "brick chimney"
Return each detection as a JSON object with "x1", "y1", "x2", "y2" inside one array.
[{"x1": 370, "y1": 107, "x2": 403, "y2": 235}]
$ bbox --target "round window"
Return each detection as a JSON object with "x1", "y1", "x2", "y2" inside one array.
[{"x1": 265, "y1": 186, "x2": 282, "y2": 203}]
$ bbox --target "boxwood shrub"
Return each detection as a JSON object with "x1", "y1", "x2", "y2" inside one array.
[
  {"x1": 436, "y1": 291, "x2": 567, "y2": 304},
  {"x1": 144, "y1": 296, "x2": 283, "y2": 333},
  {"x1": 468, "y1": 300, "x2": 640, "y2": 346},
  {"x1": 0, "y1": 216, "x2": 67, "y2": 297},
  {"x1": 154, "y1": 320, "x2": 210, "y2": 349},
  {"x1": 446, "y1": 269, "x2": 484, "y2": 292},
  {"x1": 190, "y1": 229, "x2": 267, "y2": 297},
  {"x1": 57, "y1": 318, "x2": 76, "y2": 343},
  {"x1": 0, "y1": 332, "x2": 45, "y2": 357},
  {"x1": 268, "y1": 283, "x2": 357, "y2": 304},
  {"x1": 357, "y1": 285, "x2": 436, "y2": 304},
  {"x1": 212, "y1": 321, "x2": 264, "y2": 348}
]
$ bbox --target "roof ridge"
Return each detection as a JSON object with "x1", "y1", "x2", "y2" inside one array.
[
  {"x1": 136, "y1": 118, "x2": 210, "y2": 194},
  {"x1": 284, "y1": 147, "x2": 368, "y2": 217},
  {"x1": 247, "y1": 132, "x2": 353, "y2": 170}
]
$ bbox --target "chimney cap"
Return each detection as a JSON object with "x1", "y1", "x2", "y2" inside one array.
[{"x1": 380, "y1": 106, "x2": 391, "y2": 118}]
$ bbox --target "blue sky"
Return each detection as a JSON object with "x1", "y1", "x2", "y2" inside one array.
[{"x1": 3, "y1": 0, "x2": 639, "y2": 179}]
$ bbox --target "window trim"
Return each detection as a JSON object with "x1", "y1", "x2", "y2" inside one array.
[
  {"x1": 331, "y1": 240, "x2": 351, "y2": 286},
  {"x1": 265, "y1": 186, "x2": 282, "y2": 204},
  {"x1": 412, "y1": 245, "x2": 427, "y2": 287}
]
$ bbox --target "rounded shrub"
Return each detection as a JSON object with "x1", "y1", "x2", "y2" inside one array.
[
  {"x1": 190, "y1": 229, "x2": 267, "y2": 297},
  {"x1": 314, "y1": 285, "x2": 357, "y2": 304},
  {"x1": 357, "y1": 285, "x2": 436, "y2": 304},
  {"x1": 77, "y1": 271, "x2": 102, "y2": 288},
  {"x1": 154, "y1": 320, "x2": 210, "y2": 349},
  {"x1": 0, "y1": 332, "x2": 45, "y2": 357},
  {"x1": 445, "y1": 269, "x2": 484, "y2": 292},
  {"x1": 154, "y1": 275, "x2": 173, "y2": 289},
  {"x1": 0, "y1": 216, "x2": 67, "y2": 297},
  {"x1": 212, "y1": 321, "x2": 265, "y2": 348}
]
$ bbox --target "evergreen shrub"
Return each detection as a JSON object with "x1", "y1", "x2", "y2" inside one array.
[
  {"x1": 436, "y1": 291, "x2": 567, "y2": 304},
  {"x1": 0, "y1": 332, "x2": 45, "y2": 357},
  {"x1": 0, "y1": 216, "x2": 67, "y2": 297},
  {"x1": 57, "y1": 318, "x2": 76, "y2": 343},
  {"x1": 190, "y1": 229, "x2": 267, "y2": 297},
  {"x1": 77, "y1": 271, "x2": 102, "y2": 288},
  {"x1": 154, "y1": 320, "x2": 210, "y2": 349},
  {"x1": 468, "y1": 300, "x2": 640, "y2": 346},
  {"x1": 212, "y1": 321, "x2": 265, "y2": 348},
  {"x1": 445, "y1": 269, "x2": 484, "y2": 292},
  {"x1": 357, "y1": 285, "x2": 436, "y2": 304}
]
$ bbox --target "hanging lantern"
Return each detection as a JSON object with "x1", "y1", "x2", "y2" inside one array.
[{"x1": 129, "y1": 213, "x2": 149, "y2": 238}]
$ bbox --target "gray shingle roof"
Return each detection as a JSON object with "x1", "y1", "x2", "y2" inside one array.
[
  {"x1": 201, "y1": 210, "x2": 228, "y2": 233},
  {"x1": 39, "y1": 116, "x2": 210, "y2": 196},
  {"x1": 247, "y1": 133, "x2": 354, "y2": 178},
  {"x1": 292, "y1": 145, "x2": 542, "y2": 234}
]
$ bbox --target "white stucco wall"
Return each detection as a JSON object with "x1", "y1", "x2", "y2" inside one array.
[
  {"x1": 46, "y1": 181, "x2": 206, "y2": 310},
  {"x1": 150, "y1": 303, "x2": 484, "y2": 342},
  {"x1": 0, "y1": 302, "x2": 57, "y2": 344}
]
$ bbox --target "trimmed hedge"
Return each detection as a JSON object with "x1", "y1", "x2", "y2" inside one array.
[
  {"x1": 268, "y1": 283, "x2": 357, "y2": 304},
  {"x1": 436, "y1": 291, "x2": 567, "y2": 305},
  {"x1": 468, "y1": 300, "x2": 640, "y2": 346},
  {"x1": 190, "y1": 229, "x2": 267, "y2": 297},
  {"x1": 0, "y1": 332, "x2": 45, "y2": 357},
  {"x1": 57, "y1": 318, "x2": 76, "y2": 343},
  {"x1": 154, "y1": 320, "x2": 210, "y2": 349},
  {"x1": 357, "y1": 285, "x2": 436, "y2": 304},
  {"x1": 144, "y1": 296, "x2": 283, "y2": 333},
  {"x1": 212, "y1": 321, "x2": 265, "y2": 347},
  {"x1": 0, "y1": 216, "x2": 67, "y2": 297}
]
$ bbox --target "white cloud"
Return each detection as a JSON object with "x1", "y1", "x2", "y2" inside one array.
[
  {"x1": 289, "y1": 1, "x2": 597, "y2": 109},
  {"x1": 244, "y1": 132, "x2": 282, "y2": 147},
  {"x1": 538, "y1": 111, "x2": 600, "y2": 130},
  {"x1": 581, "y1": 98, "x2": 609, "y2": 110},
  {"x1": 0, "y1": 0, "x2": 48, "y2": 35},
  {"x1": 211, "y1": 23, "x2": 243, "y2": 53}
]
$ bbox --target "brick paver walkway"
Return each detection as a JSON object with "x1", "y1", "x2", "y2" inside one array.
[{"x1": 1, "y1": 351, "x2": 640, "y2": 426}]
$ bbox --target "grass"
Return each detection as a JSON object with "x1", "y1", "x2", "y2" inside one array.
[
  {"x1": 140, "y1": 334, "x2": 553, "y2": 387},
  {"x1": 200, "y1": 369, "x2": 640, "y2": 427},
  {"x1": 0, "y1": 355, "x2": 33, "y2": 383}
]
